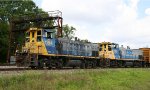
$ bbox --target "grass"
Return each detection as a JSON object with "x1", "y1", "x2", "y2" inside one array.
[{"x1": 0, "y1": 68, "x2": 150, "y2": 90}]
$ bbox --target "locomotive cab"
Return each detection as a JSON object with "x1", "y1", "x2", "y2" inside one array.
[
  {"x1": 22, "y1": 28, "x2": 43, "y2": 54},
  {"x1": 98, "y1": 42, "x2": 120, "y2": 60},
  {"x1": 22, "y1": 28, "x2": 57, "y2": 55}
]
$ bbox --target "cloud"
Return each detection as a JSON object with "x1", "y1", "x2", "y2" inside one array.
[
  {"x1": 41, "y1": 0, "x2": 150, "y2": 48},
  {"x1": 145, "y1": 8, "x2": 150, "y2": 15}
]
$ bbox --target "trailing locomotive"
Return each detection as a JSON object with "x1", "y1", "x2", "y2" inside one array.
[{"x1": 99, "y1": 42, "x2": 144, "y2": 67}]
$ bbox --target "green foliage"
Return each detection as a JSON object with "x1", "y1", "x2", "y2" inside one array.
[
  {"x1": 0, "y1": 69, "x2": 150, "y2": 90},
  {"x1": 0, "y1": 0, "x2": 40, "y2": 22},
  {"x1": 0, "y1": 22, "x2": 9, "y2": 46},
  {"x1": 0, "y1": 0, "x2": 44, "y2": 62},
  {"x1": 0, "y1": 22, "x2": 9, "y2": 62},
  {"x1": 62, "y1": 24, "x2": 90, "y2": 42},
  {"x1": 62, "y1": 24, "x2": 76, "y2": 39}
]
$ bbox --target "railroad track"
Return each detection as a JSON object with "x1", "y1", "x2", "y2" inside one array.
[
  {"x1": 0, "y1": 66, "x2": 30, "y2": 71},
  {"x1": 0, "y1": 66, "x2": 80, "y2": 71},
  {"x1": 0, "y1": 65, "x2": 148, "y2": 71}
]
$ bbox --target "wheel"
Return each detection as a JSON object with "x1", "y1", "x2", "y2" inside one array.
[
  {"x1": 72, "y1": 66, "x2": 76, "y2": 69},
  {"x1": 56, "y1": 62, "x2": 63, "y2": 69},
  {"x1": 80, "y1": 63, "x2": 85, "y2": 69},
  {"x1": 85, "y1": 62, "x2": 88, "y2": 69},
  {"x1": 92, "y1": 61, "x2": 97, "y2": 68},
  {"x1": 46, "y1": 61, "x2": 52, "y2": 69},
  {"x1": 38, "y1": 61, "x2": 44, "y2": 69},
  {"x1": 30, "y1": 66, "x2": 36, "y2": 69},
  {"x1": 106, "y1": 59, "x2": 110, "y2": 67},
  {"x1": 48, "y1": 66, "x2": 52, "y2": 69},
  {"x1": 47, "y1": 63, "x2": 52, "y2": 69},
  {"x1": 117, "y1": 61, "x2": 123, "y2": 67}
]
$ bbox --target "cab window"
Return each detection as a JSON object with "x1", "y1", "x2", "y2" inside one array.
[
  {"x1": 25, "y1": 32, "x2": 30, "y2": 42},
  {"x1": 37, "y1": 30, "x2": 41, "y2": 35},
  {"x1": 104, "y1": 44, "x2": 106, "y2": 48},
  {"x1": 47, "y1": 32, "x2": 54, "y2": 38},
  {"x1": 108, "y1": 45, "x2": 112, "y2": 51},
  {"x1": 37, "y1": 30, "x2": 41, "y2": 42},
  {"x1": 31, "y1": 32, "x2": 35, "y2": 42},
  {"x1": 115, "y1": 44, "x2": 119, "y2": 48},
  {"x1": 47, "y1": 32, "x2": 52, "y2": 38},
  {"x1": 32, "y1": 32, "x2": 34, "y2": 38},
  {"x1": 99, "y1": 45, "x2": 102, "y2": 51}
]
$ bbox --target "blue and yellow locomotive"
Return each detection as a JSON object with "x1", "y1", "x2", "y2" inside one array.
[
  {"x1": 16, "y1": 27, "x2": 99, "y2": 68},
  {"x1": 99, "y1": 42, "x2": 144, "y2": 67}
]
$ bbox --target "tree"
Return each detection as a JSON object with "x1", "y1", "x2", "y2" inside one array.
[
  {"x1": 0, "y1": 0, "x2": 45, "y2": 63},
  {"x1": 62, "y1": 24, "x2": 76, "y2": 39}
]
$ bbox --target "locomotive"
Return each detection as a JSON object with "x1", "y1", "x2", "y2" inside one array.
[
  {"x1": 15, "y1": 11, "x2": 146, "y2": 68},
  {"x1": 16, "y1": 27, "x2": 100, "y2": 68},
  {"x1": 99, "y1": 42, "x2": 144, "y2": 67}
]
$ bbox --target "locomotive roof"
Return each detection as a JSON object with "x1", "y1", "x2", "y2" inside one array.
[{"x1": 99, "y1": 42, "x2": 118, "y2": 45}]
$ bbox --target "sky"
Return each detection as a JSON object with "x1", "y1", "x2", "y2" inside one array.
[{"x1": 33, "y1": 0, "x2": 150, "y2": 49}]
